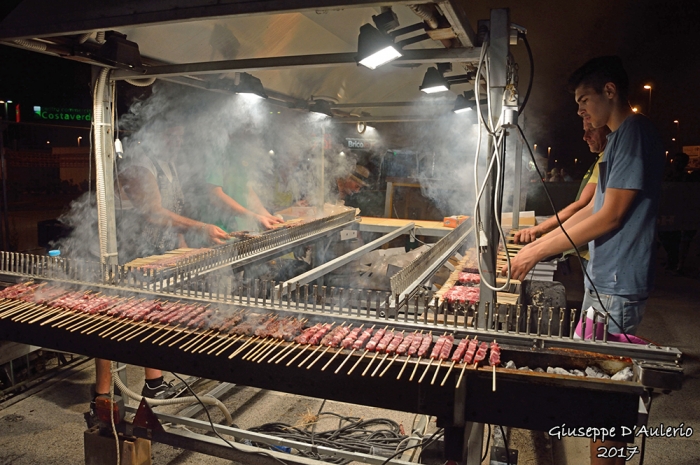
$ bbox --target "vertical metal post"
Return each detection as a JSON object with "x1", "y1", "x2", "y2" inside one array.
[
  {"x1": 478, "y1": 8, "x2": 509, "y2": 327},
  {"x1": 93, "y1": 67, "x2": 119, "y2": 275},
  {"x1": 0, "y1": 122, "x2": 10, "y2": 251}
]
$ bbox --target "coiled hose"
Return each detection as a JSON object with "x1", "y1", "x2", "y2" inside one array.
[{"x1": 112, "y1": 374, "x2": 234, "y2": 425}]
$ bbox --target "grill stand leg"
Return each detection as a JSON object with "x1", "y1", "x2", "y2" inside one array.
[{"x1": 444, "y1": 422, "x2": 484, "y2": 464}]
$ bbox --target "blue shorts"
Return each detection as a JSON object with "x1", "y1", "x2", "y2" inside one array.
[{"x1": 581, "y1": 287, "x2": 648, "y2": 335}]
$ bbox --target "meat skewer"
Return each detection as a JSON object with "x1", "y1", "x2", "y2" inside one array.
[
  {"x1": 419, "y1": 333, "x2": 448, "y2": 383},
  {"x1": 489, "y1": 340, "x2": 501, "y2": 392},
  {"x1": 373, "y1": 331, "x2": 404, "y2": 377},
  {"x1": 295, "y1": 322, "x2": 336, "y2": 368},
  {"x1": 380, "y1": 331, "x2": 415, "y2": 378},
  {"x1": 271, "y1": 323, "x2": 324, "y2": 364},
  {"x1": 456, "y1": 338, "x2": 480, "y2": 388},
  {"x1": 347, "y1": 326, "x2": 387, "y2": 375},
  {"x1": 430, "y1": 334, "x2": 454, "y2": 385},
  {"x1": 441, "y1": 336, "x2": 470, "y2": 386},
  {"x1": 409, "y1": 332, "x2": 433, "y2": 381},
  {"x1": 307, "y1": 324, "x2": 349, "y2": 370},
  {"x1": 321, "y1": 324, "x2": 364, "y2": 372},
  {"x1": 334, "y1": 325, "x2": 375, "y2": 374},
  {"x1": 397, "y1": 331, "x2": 422, "y2": 380},
  {"x1": 361, "y1": 328, "x2": 394, "y2": 376}
]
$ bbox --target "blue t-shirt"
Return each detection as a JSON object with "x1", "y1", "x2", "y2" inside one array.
[{"x1": 587, "y1": 114, "x2": 664, "y2": 295}]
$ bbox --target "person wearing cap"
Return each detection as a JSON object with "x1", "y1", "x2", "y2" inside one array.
[
  {"x1": 336, "y1": 164, "x2": 370, "y2": 200},
  {"x1": 547, "y1": 167, "x2": 563, "y2": 182}
]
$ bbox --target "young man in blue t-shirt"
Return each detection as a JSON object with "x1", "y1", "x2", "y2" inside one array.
[{"x1": 504, "y1": 56, "x2": 664, "y2": 337}]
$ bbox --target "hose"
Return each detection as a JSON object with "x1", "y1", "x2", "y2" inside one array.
[
  {"x1": 12, "y1": 39, "x2": 46, "y2": 51},
  {"x1": 112, "y1": 374, "x2": 234, "y2": 425},
  {"x1": 125, "y1": 77, "x2": 157, "y2": 87},
  {"x1": 77, "y1": 32, "x2": 92, "y2": 44},
  {"x1": 96, "y1": 31, "x2": 106, "y2": 44},
  {"x1": 93, "y1": 67, "x2": 111, "y2": 263}
]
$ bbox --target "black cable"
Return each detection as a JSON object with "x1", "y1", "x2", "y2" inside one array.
[
  {"x1": 518, "y1": 34, "x2": 534, "y2": 115},
  {"x1": 170, "y1": 372, "x2": 289, "y2": 465},
  {"x1": 638, "y1": 391, "x2": 652, "y2": 465},
  {"x1": 378, "y1": 428, "x2": 444, "y2": 465},
  {"x1": 515, "y1": 124, "x2": 632, "y2": 343},
  {"x1": 480, "y1": 424, "x2": 492, "y2": 463},
  {"x1": 499, "y1": 425, "x2": 511, "y2": 465}
]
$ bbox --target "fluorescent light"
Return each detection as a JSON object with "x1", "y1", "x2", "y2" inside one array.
[
  {"x1": 356, "y1": 23, "x2": 402, "y2": 70},
  {"x1": 422, "y1": 84, "x2": 448, "y2": 94},
  {"x1": 235, "y1": 73, "x2": 267, "y2": 99},
  {"x1": 454, "y1": 106, "x2": 473, "y2": 114}
]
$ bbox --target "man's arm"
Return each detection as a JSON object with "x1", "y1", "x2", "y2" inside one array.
[
  {"x1": 504, "y1": 187, "x2": 638, "y2": 280},
  {"x1": 121, "y1": 167, "x2": 228, "y2": 244},
  {"x1": 515, "y1": 182, "x2": 597, "y2": 243},
  {"x1": 207, "y1": 184, "x2": 282, "y2": 230}
]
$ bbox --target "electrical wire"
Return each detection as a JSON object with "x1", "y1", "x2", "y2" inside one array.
[
  {"x1": 518, "y1": 33, "x2": 534, "y2": 115},
  {"x1": 170, "y1": 372, "x2": 290, "y2": 465},
  {"x1": 499, "y1": 425, "x2": 511, "y2": 465},
  {"x1": 514, "y1": 124, "x2": 631, "y2": 343},
  {"x1": 480, "y1": 424, "x2": 491, "y2": 463},
  {"x1": 379, "y1": 427, "x2": 444, "y2": 465}
]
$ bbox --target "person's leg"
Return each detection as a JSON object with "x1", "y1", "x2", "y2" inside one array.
[
  {"x1": 95, "y1": 358, "x2": 112, "y2": 395},
  {"x1": 142, "y1": 368, "x2": 178, "y2": 398},
  {"x1": 144, "y1": 368, "x2": 162, "y2": 381}
]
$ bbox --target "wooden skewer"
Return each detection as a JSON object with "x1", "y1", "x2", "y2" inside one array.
[
  {"x1": 243, "y1": 338, "x2": 272, "y2": 361},
  {"x1": 124, "y1": 322, "x2": 164, "y2": 342},
  {"x1": 48, "y1": 310, "x2": 82, "y2": 328},
  {"x1": 379, "y1": 354, "x2": 399, "y2": 378},
  {"x1": 205, "y1": 334, "x2": 235, "y2": 355},
  {"x1": 492, "y1": 364, "x2": 497, "y2": 392},
  {"x1": 151, "y1": 325, "x2": 179, "y2": 344},
  {"x1": 361, "y1": 351, "x2": 381, "y2": 377},
  {"x1": 321, "y1": 348, "x2": 343, "y2": 372},
  {"x1": 431, "y1": 360, "x2": 443, "y2": 385},
  {"x1": 306, "y1": 345, "x2": 331, "y2": 370},
  {"x1": 10, "y1": 303, "x2": 43, "y2": 322},
  {"x1": 418, "y1": 358, "x2": 434, "y2": 383},
  {"x1": 335, "y1": 349, "x2": 356, "y2": 374},
  {"x1": 195, "y1": 333, "x2": 226, "y2": 354},
  {"x1": 190, "y1": 332, "x2": 222, "y2": 353},
  {"x1": 110, "y1": 320, "x2": 144, "y2": 340},
  {"x1": 286, "y1": 344, "x2": 312, "y2": 367},
  {"x1": 65, "y1": 313, "x2": 105, "y2": 332},
  {"x1": 397, "y1": 356, "x2": 412, "y2": 380},
  {"x1": 440, "y1": 361, "x2": 457, "y2": 386},
  {"x1": 13, "y1": 304, "x2": 49, "y2": 322},
  {"x1": 409, "y1": 357, "x2": 422, "y2": 381},
  {"x1": 4, "y1": 302, "x2": 40, "y2": 319},
  {"x1": 456, "y1": 363, "x2": 468, "y2": 388},
  {"x1": 181, "y1": 330, "x2": 213, "y2": 351},
  {"x1": 215, "y1": 334, "x2": 244, "y2": 356},
  {"x1": 371, "y1": 353, "x2": 390, "y2": 377},
  {"x1": 229, "y1": 336, "x2": 259, "y2": 359},
  {"x1": 347, "y1": 350, "x2": 369, "y2": 375},
  {"x1": 116, "y1": 321, "x2": 154, "y2": 341},
  {"x1": 99, "y1": 318, "x2": 133, "y2": 338},
  {"x1": 54, "y1": 311, "x2": 87, "y2": 328},
  {"x1": 27, "y1": 306, "x2": 65, "y2": 325},
  {"x1": 256, "y1": 339, "x2": 286, "y2": 363},
  {"x1": 272, "y1": 342, "x2": 300, "y2": 364},
  {"x1": 298, "y1": 344, "x2": 324, "y2": 368},
  {"x1": 164, "y1": 328, "x2": 194, "y2": 347}
]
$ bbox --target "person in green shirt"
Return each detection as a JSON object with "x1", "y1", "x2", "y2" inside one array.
[{"x1": 205, "y1": 134, "x2": 283, "y2": 231}]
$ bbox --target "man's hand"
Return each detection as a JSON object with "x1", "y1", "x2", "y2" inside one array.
[
  {"x1": 256, "y1": 214, "x2": 284, "y2": 230},
  {"x1": 513, "y1": 226, "x2": 540, "y2": 244},
  {"x1": 501, "y1": 243, "x2": 544, "y2": 281},
  {"x1": 201, "y1": 224, "x2": 229, "y2": 245}
]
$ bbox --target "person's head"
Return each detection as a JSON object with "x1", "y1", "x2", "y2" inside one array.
[
  {"x1": 568, "y1": 56, "x2": 629, "y2": 129},
  {"x1": 672, "y1": 152, "x2": 689, "y2": 171},
  {"x1": 560, "y1": 168, "x2": 569, "y2": 177},
  {"x1": 549, "y1": 168, "x2": 560, "y2": 177},
  {"x1": 582, "y1": 121, "x2": 611, "y2": 153}
]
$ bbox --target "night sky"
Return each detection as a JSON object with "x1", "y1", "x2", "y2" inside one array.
[{"x1": 1, "y1": 0, "x2": 699, "y2": 171}]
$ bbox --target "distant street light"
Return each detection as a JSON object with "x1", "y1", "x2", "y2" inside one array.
[
  {"x1": 77, "y1": 136, "x2": 82, "y2": 147},
  {"x1": 632, "y1": 106, "x2": 639, "y2": 113},
  {"x1": 547, "y1": 147, "x2": 551, "y2": 157},
  {"x1": 643, "y1": 85, "x2": 652, "y2": 115}
]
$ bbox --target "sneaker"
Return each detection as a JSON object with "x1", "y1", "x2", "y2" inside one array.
[
  {"x1": 85, "y1": 400, "x2": 99, "y2": 428},
  {"x1": 141, "y1": 379, "x2": 180, "y2": 399}
]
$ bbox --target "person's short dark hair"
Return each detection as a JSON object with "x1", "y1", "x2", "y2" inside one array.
[
  {"x1": 567, "y1": 56, "x2": 629, "y2": 101},
  {"x1": 673, "y1": 152, "x2": 689, "y2": 169}
]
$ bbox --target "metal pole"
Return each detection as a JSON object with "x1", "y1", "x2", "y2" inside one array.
[
  {"x1": 478, "y1": 8, "x2": 509, "y2": 326},
  {"x1": 0, "y1": 121, "x2": 9, "y2": 250}
]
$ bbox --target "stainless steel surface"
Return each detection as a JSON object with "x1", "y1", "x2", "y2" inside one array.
[{"x1": 390, "y1": 220, "x2": 472, "y2": 300}]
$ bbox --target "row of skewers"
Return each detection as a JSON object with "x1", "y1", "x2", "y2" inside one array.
[{"x1": 0, "y1": 282, "x2": 503, "y2": 387}]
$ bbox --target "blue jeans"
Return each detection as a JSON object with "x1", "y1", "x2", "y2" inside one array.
[{"x1": 581, "y1": 287, "x2": 648, "y2": 335}]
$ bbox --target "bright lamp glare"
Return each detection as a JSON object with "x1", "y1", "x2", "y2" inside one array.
[
  {"x1": 453, "y1": 107, "x2": 473, "y2": 114},
  {"x1": 359, "y1": 46, "x2": 402, "y2": 69},
  {"x1": 421, "y1": 85, "x2": 449, "y2": 94}
]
